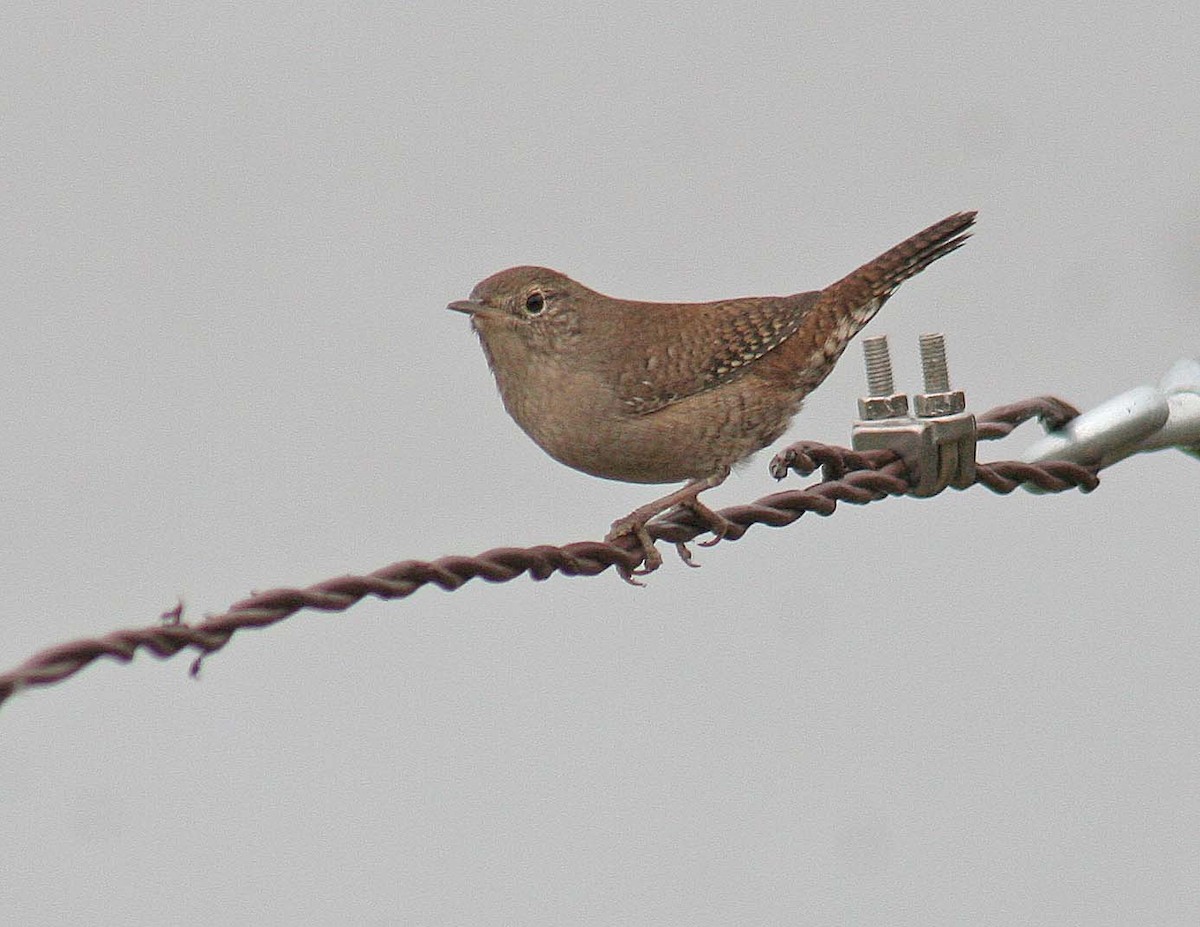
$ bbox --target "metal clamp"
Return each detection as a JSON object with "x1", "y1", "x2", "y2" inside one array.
[
  {"x1": 851, "y1": 334, "x2": 977, "y2": 496},
  {"x1": 1022, "y1": 358, "x2": 1200, "y2": 476}
]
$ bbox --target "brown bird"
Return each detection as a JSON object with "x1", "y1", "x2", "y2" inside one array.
[{"x1": 449, "y1": 211, "x2": 976, "y2": 572}]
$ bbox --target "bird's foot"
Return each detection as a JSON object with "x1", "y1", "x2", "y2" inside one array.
[
  {"x1": 679, "y1": 496, "x2": 736, "y2": 548},
  {"x1": 606, "y1": 471, "x2": 732, "y2": 581},
  {"x1": 606, "y1": 517, "x2": 663, "y2": 584},
  {"x1": 657, "y1": 498, "x2": 737, "y2": 570}
]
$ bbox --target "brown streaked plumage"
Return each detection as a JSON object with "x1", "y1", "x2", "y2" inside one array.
[{"x1": 448, "y1": 211, "x2": 976, "y2": 572}]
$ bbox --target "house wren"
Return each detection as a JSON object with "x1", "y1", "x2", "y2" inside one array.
[{"x1": 448, "y1": 211, "x2": 976, "y2": 571}]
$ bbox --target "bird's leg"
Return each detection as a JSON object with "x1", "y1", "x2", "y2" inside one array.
[{"x1": 606, "y1": 470, "x2": 731, "y2": 575}]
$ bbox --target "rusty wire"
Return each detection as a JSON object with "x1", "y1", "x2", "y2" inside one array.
[{"x1": 0, "y1": 396, "x2": 1099, "y2": 709}]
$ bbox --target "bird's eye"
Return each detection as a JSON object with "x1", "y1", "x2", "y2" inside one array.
[{"x1": 524, "y1": 291, "x2": 545, "y2": 315}]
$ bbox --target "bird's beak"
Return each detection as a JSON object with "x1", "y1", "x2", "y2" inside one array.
[{"x1": 446, "y1": 299, "x2": 485, "y2": 315}]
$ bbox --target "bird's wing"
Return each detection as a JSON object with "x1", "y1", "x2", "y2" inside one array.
[
  {"x1": 615, "y1": 293, "x2": 819, "y2": 416},
  {"x1": 614, "y1": 212, "x2": 977, "y2": 417}
]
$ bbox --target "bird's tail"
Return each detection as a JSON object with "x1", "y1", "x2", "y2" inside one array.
[
  {"x1": 790, "y1": 211, "x2": 976, "y2": 393},
  {"x1": 824, "y1": 210, "x2": 976, "y2": 317}
]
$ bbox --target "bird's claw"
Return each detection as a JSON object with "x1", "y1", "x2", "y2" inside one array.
[{"x1": 675, "y1": 541, "x2": 701, "y2": 568}]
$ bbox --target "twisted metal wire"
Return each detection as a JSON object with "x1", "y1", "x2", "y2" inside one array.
[{"x1": 0, "y1": 396, "x2": 1099, "y2": 708}]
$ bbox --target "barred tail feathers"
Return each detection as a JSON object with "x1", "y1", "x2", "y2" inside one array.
[
  {"x1": 789, "y1": 211, "x2": 976, "y2": 394},
  {"x1": 824, "y1": 210, "x2": 976, "y2": 316}
]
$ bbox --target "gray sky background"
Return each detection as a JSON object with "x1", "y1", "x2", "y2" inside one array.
[{"x1": 3, "y1": 3, "x2": 1198, "y2": 924}]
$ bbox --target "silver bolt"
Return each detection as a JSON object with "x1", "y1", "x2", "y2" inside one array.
[
  {"x1": 914, "y1": 332, "x2": 966, "y2": 418},
  {"x1": 863, "y1": 335, "x2": 896, "y2": 397},
  {"x1": 857, "y1": 335, "x2": 909, "y2": 420},
  {"x1": 919, "y1": 332, "x2": 951, "y2": 393}
]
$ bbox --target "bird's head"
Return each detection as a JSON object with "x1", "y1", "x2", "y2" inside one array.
[{"x1": 447, "y1": 266, "x2": 599, "y2": 350}]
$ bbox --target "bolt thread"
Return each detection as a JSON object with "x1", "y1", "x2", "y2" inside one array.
[
  {"x1": 919, "y1": 332, "x2": 950, "y2": 393},
  {"x1": 862, "y1": 336, "x2": 895, "y2": 396}
]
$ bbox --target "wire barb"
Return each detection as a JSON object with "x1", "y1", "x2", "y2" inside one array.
[{"x1": 0, "y1": 396, "x2": 1101, "y2": 710}]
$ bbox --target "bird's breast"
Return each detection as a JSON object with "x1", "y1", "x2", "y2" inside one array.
[{"x1": 479, "y1": 324, "x2": 799, "y2": 484}]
